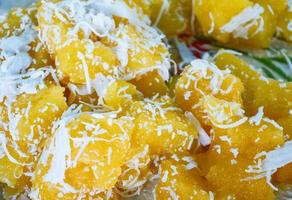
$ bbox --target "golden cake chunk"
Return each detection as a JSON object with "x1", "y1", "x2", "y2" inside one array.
[
  {"x1": 197, "y1": 96, "x2": 285, "y2": 199},
  {"x1": 29, "y1": 39, "x2": 54, "y2": 69},
  {"x1": 195, "y1": 0, "x2": 276, "y2": 48},
  {"x1": 55, "y1": 39, "x2": 119, "y2": 85},
  {"x1": 175, "y1": 59, "x2": 243, "y2": 127},
  {"x1": 102, "y1": 24, "x2": 169, "y2": 76},
  {"x1": 31, "y1": 109, "x2": 133, "y2": 199},
  {"x1": 0, "y1": 86, "x2": 67, "y2": 188},
  {"x1": 149, "y1": 0, "x2": 193, "y2": 36},
  {"x1": 215, "y1": 52, "x2": 292, "y2": 120},
  {"x1": 129, "y1": 96, "x2": 197, "y2": 155}
]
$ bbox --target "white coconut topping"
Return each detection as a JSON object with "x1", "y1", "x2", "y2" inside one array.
[
  {"x1": 262, "y1": 141, "x2": 292, "y2": 190},
  {"x1": 220, "y1": 4, "x2": 264, "y2": 39},
  {"x1": 249, "y1": 106, "x2": 264, "y2": 126},
  {"x1": 244, "y1": 141, "x2": 292, "y2": 191},
  {"x1": 182, "y1": 156, "x2": 198, "y2": 170},
  {"x1": 185, "y1": 111, "x2": 211, "y2": 146},
  {"x1": 40, "y1": 105, "x2": 82, "y2": 192},
  {"x1": 186, "y1": 59, "x2": 230, "y2": 97},
  {"x1": 208, "y1": 12, "x2": 215, "y2": 34},
  {"x1": 43, "y1": 120, "x2": 71, "y2": 184},
  {"x1": 211, "y1": 117, "x2": 248, "y2": 129}
]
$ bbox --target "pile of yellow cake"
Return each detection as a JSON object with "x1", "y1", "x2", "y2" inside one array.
[{"x1": 0, "y1": 0, "x2": 291, "y2": 200}]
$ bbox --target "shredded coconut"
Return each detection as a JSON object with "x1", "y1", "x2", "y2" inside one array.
[
  {"x1": 185, "y1": 112, "x2": 211, "y2": 146},
  {"x1": 220, "y1": 4, "x2": 264, "y2": 39}
]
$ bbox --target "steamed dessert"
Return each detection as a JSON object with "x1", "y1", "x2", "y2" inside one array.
[{"x1": 0, "y1": 0, "x2": 291, "y2": 199}]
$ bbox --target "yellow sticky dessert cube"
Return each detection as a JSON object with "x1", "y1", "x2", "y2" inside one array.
[
  {"x1": 175, "y1": 59, "x2": 243, "y2": 127},
  {"x1": 129, "y1": 96, "x2": 198, "y2": 155},
  {"x1": 215, "y1": 52, "x2": 292, "y2": 120},
  {"x1": 195, "y1": 0, "x2": 276, "y2": 48},
  {"x1": 31, "y1": 111, "x2": 133, "y2": 199},
  {"x1": 197, "y1": 96, "x2": 285, "y2": 199},
  {"x1": 195, "y1": 0, "x2": 252, "y2": 42},
  {"x1": 0, "y1": 7, "x2": 52, "y2": 69},
  {"x1": 0, "y1": 86, "x2": 67, "y2": 188},
  {"x1": 201, "y1": 96, "x2": 285, "y2": 160},
  {"x1": 155, "y1": 154, "x2": 210, "y2": 200},
  {"x1": 228, "y1": 3, "x2": 276, "y2": 48},
  {"x1": 64, "y1": 114, "x2": 132, "y2": 189},
  {"x1": 55, "y1": 39, "x2": 119, "y2": 85},
  {"x1": 13, "y1": 86, "x2": 67, "y2": 151}
]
